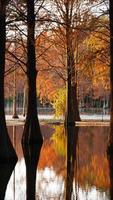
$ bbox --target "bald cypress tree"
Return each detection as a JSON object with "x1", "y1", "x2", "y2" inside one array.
[
  {"x1": 0, "y1": 0, "x2": 17, "y2": 160},
  {"x1": 22, "y1": 0, "x2": 43, "y2": 144},
  {"x1": 107, "y1": 1, "x2": 113, "y2": 149}
]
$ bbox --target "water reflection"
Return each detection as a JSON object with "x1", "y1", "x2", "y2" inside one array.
[
  {"x1": 4, "y1": 125, "x2": 111, "y2": 200},
  {"x1": 108, "y1": 152, "x2": 113, "y2": 200},
  {"x1": 0, "y1": 125, "x2": 17, "y2": 200},
  {"x1": 36, "y1": 125, "x2": 66, "y2": 199},
  {"x1": 66, "y1": 126, "x2": 79, "y2": 200},
  {"x1": 22, "y1": 142, "x2": 42, "y2": 200},
  {"x1": 0, "y1": 159, "x2": 17, "y2": 200}
]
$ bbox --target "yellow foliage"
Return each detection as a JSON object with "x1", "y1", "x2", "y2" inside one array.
[
  {"x1": 51, "y1": 125, "x2": 67, "y2": 156},
  {"x1": 52, "y1": 87, "x2": 66, "y2": 118}
]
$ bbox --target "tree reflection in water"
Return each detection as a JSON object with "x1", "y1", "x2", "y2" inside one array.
[
  {"x1": 108, "y1": 152, "x2": 113, "y2": 200},
  {"x1": 22, "y1": 140, "x2": 42, "y2": 200},
  {"x1": 0, "y1": 125, "x2": 17, "y2": 200},
  {"x1": 66, "y1": 126, "x2": 79, "y2": 200},
  {"x1": 0, "y1": 157, "x2": 17, "y2": 200}
]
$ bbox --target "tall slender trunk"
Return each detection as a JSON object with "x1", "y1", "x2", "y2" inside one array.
[
  {"x1": 66, "y1": 48, "x2": 80, "y2": 125},
  {"x1": 22, "y1": 0, "x2": 43, "y2": 144},
  {"x1": 65, "y1": 2, "x2": 80, "y2": 125},
  {"x1": 104, "y1": 3, "x2": 113, "y2": 198},
  {"x1": 107, "y1": 0, "x2": 113, "y2": 154},
  {"x1": 23, "y1": 84, "x2": 27, "y2": 116},
  {"x1": 0, "y1": 0, "x2": 17, "y2": 160}
]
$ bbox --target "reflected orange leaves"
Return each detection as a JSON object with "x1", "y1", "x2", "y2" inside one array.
[
  {"x1": 38, "y1": 126, "x2": 110, "y2": 192},
  {"x1": 38, "y1": 139, "x2": 66, "y2": 178},
  {"x1": 78, "y1": 155, "x2": 110, "y2": 190},
  {"x1": 38, "y1": 139, "x2": 110, "y2": 191},
  {"x1": 38, "y1": 140, "x2": 58, "y2": 169}
]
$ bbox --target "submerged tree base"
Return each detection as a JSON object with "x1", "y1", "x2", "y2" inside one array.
[
  {"x1": 64, "y1": 121, "x2": 75, "y2": 127},
  {"x1": 64, "y1": 112, "x2": 81, "y2": 127},
  {"x1": 12, "y1": 114, "x2": 19, "y2": 119},
  {"x1": 107, "y1": 143, "x2": 113, "y2": 156},
  {"x1": 21, "y1": 118, "x2": 43, "y2": 145},
  {"x1": 0, "y1": 126, "x2": 18, "y2": 162}
]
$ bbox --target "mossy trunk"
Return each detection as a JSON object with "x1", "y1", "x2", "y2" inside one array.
[{"x1": 22, "y1": 0, "x2": 43, "y2": 144}]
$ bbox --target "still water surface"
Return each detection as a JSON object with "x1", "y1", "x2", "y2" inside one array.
[{"x1": 3, "y1": 125, "x2": 111, "y2": 200}]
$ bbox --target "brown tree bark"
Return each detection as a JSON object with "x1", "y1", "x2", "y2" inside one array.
[
  {"x1": 107, "y1": 0, "x2": 113, "y2": 154},
  {"x1": 66, "y1": 49, "x2": 80, "y2": 125},
  {"x1": 0, "y1": 0, "x2": 17, "y2": 160},
  {"x1": 22, "y1": 0, "x2": 43, "y2": 144},
  {"x1": 65, "y1": 1, "x2": 80, "y2": 126}
]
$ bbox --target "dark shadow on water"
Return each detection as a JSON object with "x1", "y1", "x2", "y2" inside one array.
[
  {"x1": 66, "y1": 126, "x2": 79, "y2": 200},
  {"x1": 0, "y1": 125, "x2": 18, "y2": 161},
  {"x1": 22, "y1": 141, "x2": 42, "y2": 200},
  {"x1": 0, "y1": 125, "x2": 18, "y2": 200},
  {"x1": 0, "y1": 159, "x2": 17, "y2": 200},
  {"x1": 108, "y1": 152, "x2": 113, "y2": 200}
]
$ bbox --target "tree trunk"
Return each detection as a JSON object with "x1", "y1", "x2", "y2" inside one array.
[
  {"x1": 107, "y1": 0, "x2": 113, "y2": 154},
  {"x1": 0, "y1": 0, "x2": 17, "y2": 161},
  {"x1": 66, "y1": 56, "x2": 80, "y2": 125},
  {"x1": 65, "y1": 10, "x2": 80, "y2": 125},
  {"x1": 23, "y1": 84, "x2": 27, "y2": 117},
  {"x1": 22, "y1": 0, "x2": 43, "y2": 144}
]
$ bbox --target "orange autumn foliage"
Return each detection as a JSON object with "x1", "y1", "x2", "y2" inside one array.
[
  {"x1": 78, "y1": 155, "x2": 110, "y2": 190},
  {"x1": 38, "y1": 140, "x2": 58, "y2": 169}
]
